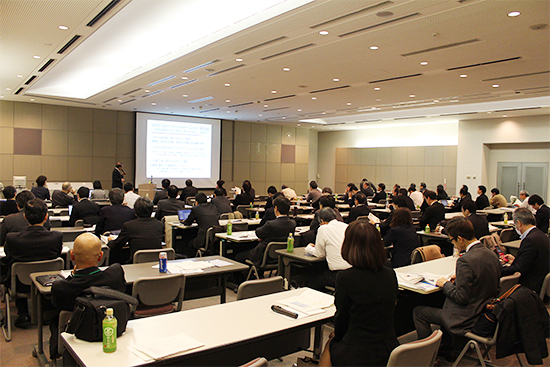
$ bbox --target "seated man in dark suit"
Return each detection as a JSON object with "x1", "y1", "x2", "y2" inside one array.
[
  {"x1": 211, "y1": 188, "x2": 232, "y2": 217},
  {"x1": 94, "y1": 188, "x2": 135, "y2": 236},
  {"x1": 475, "y1": 185, "x2": 490, "y2": 210},
  {"x1": 153, "y1": 178, "x2": 170, "y2": 205},
  {"x1": 4, "y1": 199, "x2": 62, "y2": 328},
  {"x1": 413, "y1": 218, "x2": 500, "y2": 350},
  {"x1": 399, "y1": 188, "x2": 416, "y2": 211},
  {"x1": 51, "y1": 182, "x2": 76, "y2": 208},
  {"x1": 372, "y1": 183, "x2": 387, "y2": 203},
  {"x1": 344, "y1": 183, "x2": 359, "y2": 207},
  {"x1": 50, "y1": 233, "x2": 126, "y2": 359},
  {"x1": 1, "y1": 191, "x2": 51, "y2": 246},
  {"x1": 108, "y1": 197, "x2": 164, "y2": 263},
  {"x1": 179, "y1": 179, "x2": 198, "y2": 203},
  {"x1": 0, "y1": 185, "x2": 18, "y2": 216},
  {"x1": 461, "y1": 199, "x2": 490, "y2": 239},
  {"x1": 501, "y1": 208, "x2": 550, "y2": 293},
  {"x1": 528, "y1": 194, "x2": 550, "y2": 234},
  {"x1": 418, "y1": 190, "x2": 445, "y2": 232},
  {"x1": 233, "y1": 180, "x2": 254, "y2": 208},
  {"x1": 259, "y1": 192, "x2": 283, "y2": 226},
  {"x1": 155, "y1": 185, "x2": 184, "y2": 220},
  {"x1": 361, "y1": 180, "x2": 375, "y2": 198},
  {"x1": 183, "y1": 192, "x2": 219, "y2": 255},
  {"x1": 236, "y1": 196, "x2": 296, "y2": 267},
  {"x1": 31, "y1": 175, "x2": 50, "y2": 201},
  {"x1": 68, "y1": 187, "x2": 101, "y2": 226},
  {"x1": 345, "y1": 192, "x2": 371, "y2": 224}
]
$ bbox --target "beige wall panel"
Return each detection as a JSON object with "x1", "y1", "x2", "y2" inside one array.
[
  {"x1": 266, "y1": 125, "x2": 282, "y2": 144},
  {"x1": 116, "y1": 134, "x2": 134, "y2": 157},
  {"x1": 375, "y1": 147, "x2": 391, "y2": 166},
  {"x1": 68, "y1": 107, "x2": 93, "y2": 132},
  {"x1": 335, "y1": 182, "x2": 347, "y2": 193},
  {"x1": 348, "y1": 148, "x2": 361, "y2": 165},
  {"x1": 295, "y1": 163, "x2": 309, "y2": 184},
  {"x1": 0, "y1": 127, "x2": 13, "y2": 154},
  {"x1": 407, "y1": 146, "x2": 425, "y2": 166},
  {"x1": 68, "y1": 156, "x2": 92, "y2": 182},
  {"x1": 442, "y1": 167, "x2": 457, "y2": 194},
  {"x1": 348, "y1": 165, "x2": 362, "y2": 183},
  {"x1": 234, "y1": 121, "x2": 251, "y2": 142},
  {"x1": 265, "y1": 163, "x2": 281, "y2": 183},
  {"x1": 424, "y1": 146, "x2": 444, "y2": 167},
  {"x1": 0, "y1": 101, "x2": 14, "y2": 127},
  {"x1": 335, "y1": 148, "x2": 349, "y2": 165},
  {"x1": 443, "y1": 145, "x2": 458, "y2": 167},
  {"x1": 233, "y1": 161, "x2": 250, "y2": 182},
  {"x1": 250, "y1": 162, "x2": 266, "y2": 182},
  {"x1": 221, "y1": 120, "x2": 234, "y2": 141},
  {"x1": 390, "y1": 166, "x2": 408, "y2": 187},
  {"x1": 362, "y1": 148, "x2": 376, "y2": 165},
  {"x1": 93, "y1": 133, "x2": 117, "y2": 158},
  {"x1": 221, "y1": 160, "x2": 233, "y2": 182},
  {"x1": 68, "y1": 132, "x2": 93, "y2": 157},
  {"x1": 281, "y1": 163, "x2": 295, "y2": 182},
  {"x1": 424, "y1": 167, "x2": 444, "y2": 188},
  {"x1": 254, "y1": 182, "x2": 266, "y2": 196},
  {"x1": 94, "y1": 109, "x2": 117, "y2": 133},
  {"x1": 361, "y1": 165, "x2": 376, "y2": 182},
  {"x1": 41, "y1": 156, "x2": 68, "y2": 182},
  {"x1": 335, "y1": 165, "x2": 348, "y2": 184},
  {"x1": 13, "y1": 155, "x2": 42, "y2": 181},
  {"x1": 407, "y1": 166, "x2": 425, "y2": 188},
  {"x1": 250, "y1": 123, "x2": 266, "y2": 143},
  {"x1": 295, "y1": 145, "x2": 309, "y2": 164},
  {"x1": 391, "y1": 147, "x2": 408, "y2": 166},
  {"x1": 221, "y1": 140, "x2": 233, "y2": 161},
  {"x1": 42, "y1": 130, "x2": 68, "y2": 156},
  {"x1": 233, "y1": 142, "x2": 250, "y2": 162},
  {"x1": 0, "y1": 155, "x2": 14, "y2": 182},
  {"x1": 42, "y1": 105, "x2": 68, "y2": 131},
  {"x1": 14, "y1": 102, "x2": 42, "y2": 129},
  {"x1": 296, "y1": 127, "x2": 309, "y2": 146},
  {"x1": 250, "y1": 142, "x2": 266, "y2": 162},
  {"x1": 281, "y1": 126, "x2": 296, "y2": 145},
  {"x1": 117, "y1": 111, "x2": 135, "y2": 135},
  {"x1": 375, "y1": 165, "x2": 391, "y2": 185},
  {"x1": 92, "y1": 157, "x2": 114, "y2": 184},
  {"x1": 266, "y1": 143, "x2": 281, "y2": 163}
]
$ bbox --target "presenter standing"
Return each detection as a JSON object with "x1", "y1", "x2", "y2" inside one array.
[{"x1": 112, "y1": 162, "x2": 125, "y2": 189}]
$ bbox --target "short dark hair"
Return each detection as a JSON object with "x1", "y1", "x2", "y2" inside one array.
[
  {"x1": 134, "y1": 197, "x2": 153, "y2": 218},
  {"x1": 392, "y1": 195, "x2": 407, "y2": 208},
  {"x1": 36, "y1": 175, "x2": 47, "y2": 187},
  {"x1": 398, "y1": 188, "x2": 408, "y2": 196},
  {"x1": 319, "y1": 195, "x2": 336, "y2": 209},
  {"x1": 318, "y1": 207, "x2": 337, "y2": 222},
  {"x1": 390, "y1": 207, "x2": 413, "y2": 227},
  {"x1": 347, "y1": 183, "x2": 358, "y2": 191},
  {"x1": 77, "y1": 187, "x2": 90, "y2": 199},
  {"x1": 161, "y1": 179, "x2": 171, "y2": 189},
  {"x1": 354, "y1": 192, "x2": 366, "y2": 204},
  {"x1": 491, "y1": 188, "x2": 500, "y2": 195},
  {"x1": 528, "y1": 194, "x2": 544, "y2": 206},
  {"x1": 274, "y1": 196, "x2": 291, "y2": 215},
  {"x1": 24, "y1": 198, "x2": 48, "y2": 225},
  {"x1": 461, "y1": 199, "x2": 476, "y2": 214},
  {"x1": 16, "y1": 190, "x2": 35, "y2": 210},
  {"x1": 267, "y1": 186, "x2": 277, "y2": 195},
  {"x1": 425, "y1": 190, "x2": 437, "y2": 200},
  {"x1": 123, "y1": 182, "x2": 134, "y2": 192},
  {"x1": 243, "y1": 181, "x2": 251, "y2": 193},
  {"x1": 2, "y1": 186, "x2": 16, "y2": 199},
  {"x1": 167, "y1": 185, "x2": 178, "y2": 198},
  {"x1": 446, "y1": 217, "x2": 476, "y2": 241},
  {"x1": 420, "y1": 182, "x2": 427, "y2": 188},
  {"x1": 109, "y1": 188, "x2": 124, "y2": 205},
  {"x1": 93, "y1": 180, "x2": 103, "y2": 190},
  {"x1": 408, "y1": 183, "x2": 417, "y2": 192},
  {"x1": 341, "y1": 221, "x2": 385, "y2": 271},
  {"x1": 436, "y1": 184, "x2": 444, "y2": 192},
  {"x1": 195, "y1": 192, "x2": 207, "y2": 204},
  {"x1": 185, "y1": 179, "x2": 193, "y2": 187},
  {"x1": 459, "y1": 186, "x2": 469, "y2": 196},
  {"x1": 378, "y1": 183, "x2": 386, "y2": 191},
  {"x1": 322, "y1": 187, "x2": 333, "y2": 194},
  {"x1": 309, "y1": 181, "x2": 318, "y2": 190},
  {"x1": 217, "y1": 180, "x2": 225, "y2": 188},
  {"x1": 513, "y1": 207, "x2": 536, "y2": 226},
  {"x1": 478, "y1": 185, "x2": 486, "y2": 194},
  {"x1": 115, "y1": 162, "x2": 123, "y2": 168},
  {"x1": 214, "y1": 188, "x2": 225, "y2": 196}
]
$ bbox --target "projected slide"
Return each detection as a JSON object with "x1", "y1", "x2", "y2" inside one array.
[{"x1": 146, "y1": 120, "x2": 211, "y2": 178}]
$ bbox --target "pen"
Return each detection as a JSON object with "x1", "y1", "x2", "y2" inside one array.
[{"x1": 271, "y1": 305, "x2": 298, "y2": 319}]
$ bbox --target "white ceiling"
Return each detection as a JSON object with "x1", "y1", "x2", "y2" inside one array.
[{"x1": 1, "y1": 0, "x2": 549, "y2": 131}]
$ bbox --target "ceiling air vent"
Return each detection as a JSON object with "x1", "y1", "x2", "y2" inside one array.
[
  {"x1": 310, "y1": 85, "x2": 350, "y2": 94},
  {"x1": 264, "y1": 94, "x2": 296, "y2": 102},
  {"x1": 24, "y1": 76, "x2": 37, "y2": 85},
  {"x1": 87, "y1": 0, "x2": 121, "y2": 27},
  {"x1": 14, "y1": 87, "x2": 24, "y2": 95},
  {"x1": 402, "y1": 38, "x2": 481, "y2": 57},
  {"x1": 119, "y1": 99, "x2": 136, "y2": 105},
  {"x1": 235, "y1": 36, "x2": 287, "y2": 55},
  {"x1": 447, "y1": 56, "x2": 521, "y2": 71},
  {"x1": 102, "y1": 97, "x2": 118, "y2": 103},
  {"x1": 339, "y1": 13, "x2": 420, "y2": 37},
  {"x1": 200, "y1": 108, "x2": 220, "y2": 113},
  {"x1": 38, "y1": 59, "x2": 56, "y2": 72},
  {"x1": 263, "y1": 107, "x2": 290, "y2": 112},
  {"x1": 141, "y1": 90, "x2": 163, "y2": 98},
  {"x1": 261, "y1": 44, "x2": 315, "y2": 60},
  {"x1": 183, "y1": 60, "x2": 219, "y2": 74},
  {"x1": 57, "y1": 35, "x2": 81, "y2": 54},
  {"x1": 311, "y1": 1, "x2": 393, "y2": 29},
  {"x1": 123, "y1": 88, "x2": 141, "y2": 95},
  {"x1": 228, "y1": 102, "x2": 253, "y2": 108},
  {"x1": 370, "y1": 73, "x2": 421, "y2": 84},
  {"x1": 482, "y1": 70, "x2": 549, "y2": 81},
  {"x1": 149, "y1": 76, "x2": 175, "y2": 87},
  {"x1": 188, "y1": 96, "x2": 214, "y2": 104},
  {"x1": 169, "y1": 79, "x2": 198, "y2": 89},
  {"x1": 207, "y1": 64, "x2": 245, "y2": 77}
]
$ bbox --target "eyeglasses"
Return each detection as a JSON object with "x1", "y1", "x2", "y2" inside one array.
[{"x1": 448, "y1": 236, "x2": 456, "y2": 242}]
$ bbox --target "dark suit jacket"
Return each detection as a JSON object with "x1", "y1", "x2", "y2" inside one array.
[
  {"x1": 0, "y1": 200, "x2": 18, "y2": 216},
  {"x1": 31, "y1": 186, "x2": 51, "y2": 201},
  {"x1": 259, "y1": 207, "x2": 276, "y2": 227},
  {"x1": 248, "y1": 216, "x2": 296, "y2": 267},
  {"x1": 183, "y1": 203, "x2": 219, "y2": 249},
  {"x1": 501, "y1": 227, "x2": 550, "y2": 293},
  {"x1": 108, "y1": 217, "x2": 164, "y2": 263},
  {"x1": 68, "y1": 199, "x2": 101, "y2": 226},
  {"x1": 403, "y1": 195, "x2": 416, "y2": 211},
  {"x1": 467, "y1": 213, "x2": 490, "y2": 239},
  {"x1": 361, "y1": 186, "x2": 375, "y2": 197},
  {"x1": 383, "y1": 224, "x2": 419, "y2": 268},
  {"x1": 345, "y1": 204, "x2": 371, "y2": 224},
  {"x1": 112, "y1": 168, "x2": 123, "y2": 189},
  {"x1": 419, "y1": 202, "x2": 445, "y2": 231},
  {"x1": 475, "y1": 194, "x2": 490, "y2": 210},
  {"x1": 153, "y1": 190, "x2": 168, "y2": 205},
  {"x1": 233, "y1": 192, "x2": 254, "y2": 207},
  {"x1": 535, "y1": 204, "x2": 550, "y2": 234},
  {"x1": 441, "y1": 243, "x2": 500, "y2": 336},
  {"x1": 52, "y1": 264, "x2": 126, "y2": 311},
  {"x1": 95, "y1": 204, "x2": 136, "y2": 236},
  {"x1": 0, "y1": 211, "x2": 51, "y2": 246},
  {"x1": 51, "y1": 190, "x2": 76, "y2": 208},
  {"x1": 265, "y1": 196, "x2": 274, "y2": 209},
  {"x1": 179, "y1": 186, "x2": 198, "y2": 202},
  {"x1": 4, "y1": 225, "x2": 63, "y2": 280},
  {"x1": 211, "y1": 196, "x2": 232, "y2": 216},
  {"x1": 155, "y1": 198, "x2": 185, "y2": 220},
  {"x1": 372, "y1": 191, "x2": 387, "y2": 203}
]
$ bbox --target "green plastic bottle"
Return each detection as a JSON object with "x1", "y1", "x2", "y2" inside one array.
[
  {"x1": 287, "y1": 233, "x2": 294, "y2": 253},
  {"x1": 227, "y1": 220, "x2": 233, "y2": 235},
  {"x1": 103, "y1": 308, "x2": 117, "y2": 353},
  {"x1": 425, "y1": 224, "x2": 430, "y2": 233}
]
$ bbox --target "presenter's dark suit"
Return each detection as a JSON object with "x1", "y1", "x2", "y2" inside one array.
[
  {"x1": 475, "y1": 194, "x2": 490, "y2": 210},
  {"x1": 68, "y1": 199, "x2": 101, "y2": 226},
  {"x1": 383, "y1": 224, "x2": 419, "y2": 268},
  {"x1": 0, "y1": 200, "x2": 18, "y2": 216},
  {"x1": 418, "y1": 201, "x2": 445, "y2": 231},
  {"x1": 345, "y1": 204, "x2": 371, "y2": 224},
  {"x1": 535, "y1": 204, "x2": 550, "y2": 234},
  {"x1": 94, "y1": 204, "x2": 136, "y2": 236},
  {"x1": 501, "y1": 227, "x2": 550, "y2": 293},
  {"x1": 0, "y1": 211, "x2": 51, "y2": 246},
  {"x1": 112, "y1": 168, "x2": 123, "y2": 189},
  {"x1": 211, "y1": 196, "x2": 232, "y2": 216},
  {"x1": 31, "y1": 186, "x2": 51, "y2": 201},
  {"x1": 153, "y1": 189, "x2": 168, "y2": 205},
  {"x1": 372, "y1": 191, "x2": 387, "y2": 203},
  {"x1": 183, "y1": 203, "x2": 219, "y2": 250},
  {"x1": 155, "y1": 198, "x2": 185, "y2": 220},
  {"x1": 330, "y1": 266, "x2": 399, "y2": 366},
  {"x1": 414, "y1": 243, "x2": 500, "y2": 338},
  {"x1": 108, "y1": 217, "x2": 164, "y2": 263},
  {"x1": 466, "y1": 213, "x2": 490, "y2": 240},
  {"x1": 179, "y1": 186, "x2": 198, "y2": 202},
  {"x1": 51, "y1": 190, "x2": 75, "y2": 208}
]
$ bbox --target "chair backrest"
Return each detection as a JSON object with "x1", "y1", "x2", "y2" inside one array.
[
  {"x1": 499, "y1": 272, "x2": 521, "y2": 294},
  {"x1": 410, "y1": 210, "x2": 421, "y2": 221},
  {"x1": 220, "y1": 212, "x2": 234, "y2": 220},
  {"x1": 198, "y1": 226, "x2": 224, "y2": 256},
  {"x1": 11, "y1": 257, "x2": 65, "y2": 291},
  {"x1": 386, "y1": 329, "x2": 442, "y2": 367},
  {"x1": 356, "y1": 215, "x2": 370, "y2": 222},
  {"x1": 185, "y1": 197, "x2": 196, "y2": 206},
  {"x1": 410, "y1": 245, "x2": 444, "y2": 264},
  {"x1": 499, "y1": 228, "x2": 519, "y2": 243},
  {"x1": 163, "y1": 215, "x2": 179, "y2": 248},
  {"x1": 232, "y1": 222, "x2": 248, "y2": 232},
  {"x1": 540, "y1": 272, "x2": 550, "y2": 301},
  {"x1": 74, "y1": 219, "x2": 84, "y2": 227},
  {"x1": 240, "y1": 357, "x2": 268, "y2": 367},
  {"x1": 259, "y1": 242, "x2": 287, "y2": 268},
  {"x1": 233, "y1": 211, "x2": 244, "y2": 219},
  {"x1": 480, "y1": 233, "x2": 505, "y2": 254},
  {"x1": 132, "y1": 274, "x2": 185, "y2": 314},
  {"x1": 379, "y1": 199, "x2": 387, "y2": 205},
  {"x1": 236, "y1": 205, "x2": 249, "y2": 218},
  {"x1": 237, "y1": 276, "x2": 284, "y2": 300},
  {"x1": 57, "y1": 310, "x2": 73, "y2": 356},
  {"x1": 133, "y1": 248, "x2": 175, "y2": 264},
  {"x1": 61, "y1": 229, "x2": 87, "y2": 242}
]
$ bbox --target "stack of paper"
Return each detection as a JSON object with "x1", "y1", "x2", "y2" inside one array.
[
  {"x1": 152, "y1": 259, "x2": 232, "y2": 274},
  {"x1": 397, "y1": 271, "x2": 454, "y2": 291},
  {"x1": 128, "y1": 333, "x2": 204, "y2": 361},
  {"x1": 277, "y1": 289, "x2": 334, "y2": 319}
]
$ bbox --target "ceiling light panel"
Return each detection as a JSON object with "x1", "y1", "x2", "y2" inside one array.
[{"x1": 27, "y1": 0, "x2": 313, "y2": 99}]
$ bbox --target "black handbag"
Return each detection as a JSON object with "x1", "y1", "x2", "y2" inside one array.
[
  {"x1": 65, "y1": 286, "x2": 138, "y2": 342},
  {"x1": 471, "y1": 283, "x2": 520, "y2": 337}
]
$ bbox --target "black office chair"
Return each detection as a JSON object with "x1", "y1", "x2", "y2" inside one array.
[{"x1": 245, "y1": 242, "x2": 287, "y2": 280}]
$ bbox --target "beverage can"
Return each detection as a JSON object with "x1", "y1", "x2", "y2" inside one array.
[{"x1": 159, "y1": 252, "x2": 167, "y2": 273}]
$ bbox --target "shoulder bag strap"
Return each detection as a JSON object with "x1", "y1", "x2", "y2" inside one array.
[{"x1": 89, "y1": 286, "x2": 138, "y2": 306}]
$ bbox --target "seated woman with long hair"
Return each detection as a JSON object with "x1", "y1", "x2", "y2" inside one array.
[
  {"x1": 383, "y1": 207, "x2": 419, "y2": 268},
  {"x1": 319, "y1": 221, "x2": 399, "y2": 367}
]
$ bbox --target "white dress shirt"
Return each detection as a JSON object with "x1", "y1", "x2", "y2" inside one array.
[
  {"x1": 124, "y1": 191, "x2": 141, "y2": 209},
  {"x1": 520, "y1": 198, "x2": 537, "y2": 214},
  {"x1": 305, "y1": 219, "x2": 351, "y2": 271},
  {"x1": 409, "y1": 191, "x2": 424, "y2": 208}
]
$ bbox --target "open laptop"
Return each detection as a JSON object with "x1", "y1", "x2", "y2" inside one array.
[
  {"x1": 178, "y1": 209, "x2": 191, "y2": 222},
  {"x1": 440, "y1": 199, "x2": 448, "y2": 207}
]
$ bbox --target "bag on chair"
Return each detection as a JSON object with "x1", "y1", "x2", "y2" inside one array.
[{"x1": 471, "y1": 283, "x2": 521, "y2": 337}]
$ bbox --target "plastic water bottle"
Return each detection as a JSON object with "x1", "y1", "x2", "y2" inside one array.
[
  {"x1": 159, "y1": 252, "x2": 167, "y2": 273},
  {"x1": 503, "y1": 213, "x2": 508, "y2": 225},
  {"x1": 376, "y1": 223, "x2": 380, "y2": 232},
  {"x1": 255, "y1": 210, "x2": 260, "y2": 220},
  {"x1": 103, "y1": 308, "x2": 117, "y2": 353},
  {"x1": 425, "y1": 224, "x2": 430, "y2": 233},
  {"x1": 227, "y1": 220, "x2": 233, "y2": 235},
  {"x1": 287, "y1": 233, "x2": 294, "y2": 253}
]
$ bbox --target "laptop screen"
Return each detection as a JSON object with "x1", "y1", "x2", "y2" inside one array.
[
  {"x1": 440, "y1": 199, "x2": 448, "y2": 207},
  {"x1": 178, "y1": 209, "x2": 191, "y2": 221},
  {"x1": 68, "y1": 205, "x2": 73, "y2": 216}
]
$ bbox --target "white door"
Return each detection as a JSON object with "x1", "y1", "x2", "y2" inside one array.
[{"x1": 497, "y1": 162, "x2": 548, "y2": 202}]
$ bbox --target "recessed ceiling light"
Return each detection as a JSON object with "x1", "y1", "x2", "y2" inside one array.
[
  {"x1": 333, "y1": 78, "x2": 339, "y2": 82},
  {"x1": 117, "y1": 99, "x2": 122, "y2": 102},
  {"x1": 450, "y1": 99, "x2": 459, "y2": 102},
  {"x1": 376, "y1": 99, "x2": 381, "y2": 101},
  {"x1": 271, "y1": 90, "x2": 277, "y2": 93},
  {"x1": 321, "y1": 112, "x2": 326, "y2": 115},
  {"x1": 369, "y1": 46, "x2": 378, "y2": 50},
  {"x1": 6, "y1": 88, "x2": 11, "y2": 91},
  {"x1": 282, "y1": 67, "x2": 290, "y2": 71},
  {"x1": 311, "y1": 97, "x2": 317, "y2": 100},
  {"x1": 508, "y1": 11, "x2": 520, "y2": 17},
  {"x1": 235, "y1": 58, "x2": 243, "y2": 62},
  {"x1": 224, "y1": 83, "x2": 230, "y2": 86},
  {"x1": 264, "y1": 104, "x2": 268, "y2": 107},
  {"x1": 460, "y1": 74, "x2": 467, "y2": 78},
  {"x1": 503, "y1": 114, "x2": 508, "y2": 117},
  {"x1": 225, "y1": 99, "x2": 230, "y2": 103},
  {"x1": 182, "y1": 94, "x2": 188, "y2": 97},
  {"x1": 297, "y1": 124, "x2": 300, "y2": 126},
  {"x1": 145, "y1": 89, "x2": 150, "y2": 92},
  {"x1": 58, "y1": 25, "x2": 69, "y2": 30},
  {"x1": 282, "y1": 117, "x2": 286, "y2": 119},
  {"x1": 409, "y1": 94, "x2": 415, "y2": 97},
  {"x1": 227, "y1": 111, "x2": 231, "y2": 113},
  {"x1": 434, "y1": 99, "x2": 439, "y2": 102},
  {"x1": 492, "y1": 84, "x2": 499, "y2": 88},
  {"x1": 151, "y1": 102, "x2": 156, "y2": 105},
  {"x1": 181, "y1": 76, "x2": 188, "y2": 80},
  {"x1": 259, "y1": 114, "x2": 262, "y2": 116},
  {"x1": 420, "y1": 61, "x2": 428, "y2": 65},
  {"x1": 297, "y1": 109, "x2": 302, "y2": 111},
  {"x1": 30, "y1": 98, "x2": 35, "y2": 101},
  {"x1": 16, "y1": 75, "x2": 23, "y2": 78},
  {"x1": 347, "y1": 102, "x2": 352, "y2": 105},
  {"x1": 374, "y1": 87, "x2": 380, "y2": 91},
  {"x1": 319, "y1": 30, "x2": 329, "y2": 35},
  {"x1": 33, "y1": 55, "x2": 40, "y2": 59},
  {"x1": 487, "y1": 112, "x2": 492, "y2": 114}
]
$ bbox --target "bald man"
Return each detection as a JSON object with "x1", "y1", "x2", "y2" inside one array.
[
  {"x1": 51, "y1": 181, "x2": 76, "y2": 208},
  {"x1": 49, "y1": 233, "x2": 126, "y2": 359}
]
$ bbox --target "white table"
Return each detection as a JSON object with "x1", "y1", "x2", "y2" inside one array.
[
  {"x1": 62, "y1": 288, "x2": 335, "y2": 366},
  {"x1": 394, "y1": 256, "x2": 457, "y2": 294},
  {"x1": 445, "y1": 212, "x2": 463, "y2": 219}
]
